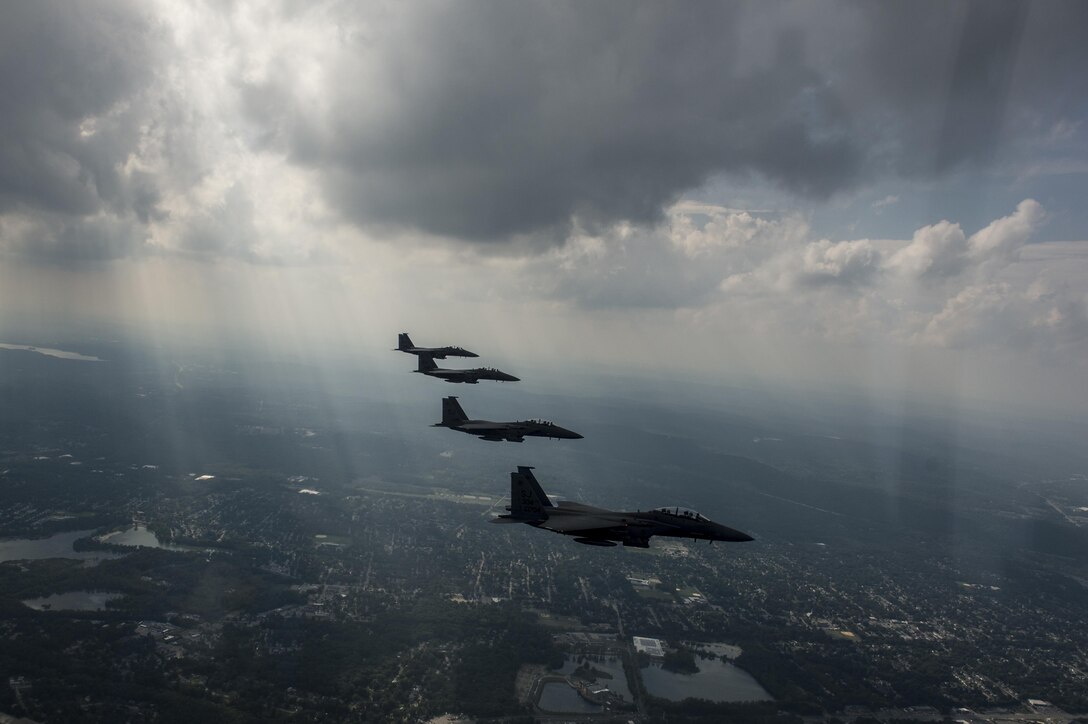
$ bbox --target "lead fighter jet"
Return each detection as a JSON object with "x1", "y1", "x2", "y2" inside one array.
[
  {"x1": 493, "y1": 466, "x2": 753, "y2": 548},
  {"x1": 415, "y1": 354, "x2": 519, "y2": 384},
  {"x1": 395, "y1": 333, "x2": 478, "y2": 359},
  {"x1": 434, "y1": 397, "x2": 582, "y2": 442}
]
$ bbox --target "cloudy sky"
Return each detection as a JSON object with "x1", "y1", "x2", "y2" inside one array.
[{"x1": 2, "y1": 0, "x2": 1087, "y2": 412}]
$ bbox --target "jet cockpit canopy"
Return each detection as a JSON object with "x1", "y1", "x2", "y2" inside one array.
[{"x1": 653, "y1": 506, "x2": 708, "y2": 522}]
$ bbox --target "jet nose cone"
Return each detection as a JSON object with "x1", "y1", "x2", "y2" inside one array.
[
  {"x1": 568, "y1": 431, "x2": 584, "y2": 439},
  {"x1": 507, "y1": 375, "x2": 521, "y2": 382},
  {"x1": 718, "y1": 525, "x2": 754, "y2": 542}
]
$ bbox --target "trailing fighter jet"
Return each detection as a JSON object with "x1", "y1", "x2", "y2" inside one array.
[
  {"x1": 394, "y1": 332, "x2": 478, "y2": 359},
  {"x1": 415, "y1": 354, "x2": 519, "y2": 384},
  {"x1": 492, "y1": 466, "x2": 754, "y2": 548},
  {"x1": 433, "y1": 397, "x2": 582, "y2": 442}
]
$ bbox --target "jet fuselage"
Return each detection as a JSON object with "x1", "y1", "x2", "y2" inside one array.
[
  {"x1": 437, "y1": 418, "x2": 582, "y2": 442},
  {"x1": 434, "y1": 397, "x2": 581, "y2": 442},
  {"x1": 395, "y1": 333, "x2": 478, "y2": 359},
  {"x1": 529, "y1": 503, "x2": 753, "y2": 547},
  {"x1": 414, "y1": 356, "x2": 519, "y2": 384}
]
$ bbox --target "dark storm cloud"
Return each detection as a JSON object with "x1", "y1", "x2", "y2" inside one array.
[
  {"x1": 255, "y1": 0, "x2": 1087, "y2": 245},
  {"x1": 3, "y1": 1, "x2": 1086, "y2": 262},
  {"x1": 936, "y1": 2, "x2": 1027, "y2": 171},
  {"x1": 270, "y1": 1, "x2": 861, "y2": 242},
  {"x1": 847, "y1": 1, "x2": 1086, "y2": 177},
  {"x1": 0, "y1": 1, "x2": 162, "y2": 260}
]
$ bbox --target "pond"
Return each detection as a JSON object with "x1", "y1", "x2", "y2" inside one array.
[{"x1": 23, "y1": 591, "x2": 124, "y2": 611}]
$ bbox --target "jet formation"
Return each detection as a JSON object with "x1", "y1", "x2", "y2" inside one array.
[
  {"x1": 415, "y1": 353, "x2": 519, "y2": 384},
  {"x1": 493, "y1": 466, "x2": 753, "y2": 548},
  {"x1": 397, "y1": 332, "x2": 752, "y2": 549},
  {"x1": 434, "y1": 397, "x2": 582, "y2": 442}
]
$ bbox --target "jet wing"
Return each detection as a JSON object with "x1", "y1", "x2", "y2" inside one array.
[
  {"x1": 456, "y1": 422, "x2": 523, "y2": 442},
  {"x1": 539, "y1": 509, "x2": 658, "y2": 536},
  {"x1": 458, "y1": 422, "x2": 505, "y2": 432},
  {"x1": 556, "y1": 501, "x2": 610, "y2": 513},
  {"x1": 539, "y1": 515, "x2": 623, "y2": 534}
]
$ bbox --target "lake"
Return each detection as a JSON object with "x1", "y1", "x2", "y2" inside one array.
[
  {"x1": 0, "y1": 530, "x2": 118, "y2": 565},
  {"x1": 23, "y1": 591, "x2": 123, "y2": 611},
  {"x1": 641, "y1": 657, "x2": 772, "y2": 703}
]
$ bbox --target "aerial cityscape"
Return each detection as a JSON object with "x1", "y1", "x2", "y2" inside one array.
[{"x1": 1, "y1": 338, "x2": 1086, "y2": 722}]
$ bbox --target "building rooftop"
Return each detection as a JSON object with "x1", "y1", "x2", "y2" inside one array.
[{"x1": 633, "y1": 636, "x2": 665, "y2": 657}]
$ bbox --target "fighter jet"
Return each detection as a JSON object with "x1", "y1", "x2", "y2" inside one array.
[
  {"x1": 433, "y1": 397, "x2": 582, "y2": 442},
  {"x1": 493, "y1": 466, "x2": 753, "y2": 548},
  {"x1": 395, "y1": 333, "x2": 478, "y2": 359},
  {"x1": 415, "y1": 354, "x2": 519, "y2": 384}
]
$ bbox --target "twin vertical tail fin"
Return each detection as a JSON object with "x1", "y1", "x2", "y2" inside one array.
[
  {"x1": 440, "y1": 396, "x2": 469, "y2": 426},
  {"x1": 397, "y1": 333, "x2": 414, "y2": 351},
  {"x1": 509, "y1": 466, "x2": 553, "y2": 519},
  {"x1": 416, "y1": 354, "x2": 438, "y2": 372}
]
